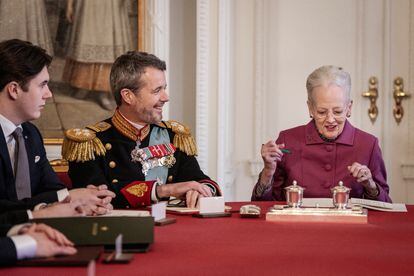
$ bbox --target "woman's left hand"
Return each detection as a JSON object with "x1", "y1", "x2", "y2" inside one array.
[{"x1": 348, "y1": 162, "x2": 372, "y2": 183}]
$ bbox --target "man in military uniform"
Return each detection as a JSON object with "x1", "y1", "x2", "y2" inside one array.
[{"x1": 63, "y1": 51, "x2": 221, "y2": 208}]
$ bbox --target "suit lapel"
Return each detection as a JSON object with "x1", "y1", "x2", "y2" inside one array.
[{"x1": 0, "y1": 125, "x2": 17, "y2": 198}]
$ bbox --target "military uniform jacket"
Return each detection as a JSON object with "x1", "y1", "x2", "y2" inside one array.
[{"x1": 65, "y1": 112, "x2": 220, "y2": 208}]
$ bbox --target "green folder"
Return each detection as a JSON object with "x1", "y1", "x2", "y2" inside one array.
[{"x1": 32, "y1": 216, "x2": 154, "y2": 252}]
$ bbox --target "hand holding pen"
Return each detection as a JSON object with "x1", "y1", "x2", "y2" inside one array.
[
  {"x1": 261, "y1": 141, "x2": 289, "y2": 171},
  {"x1": 259, "y1": 141, "x2": 289, "y2": 187}
]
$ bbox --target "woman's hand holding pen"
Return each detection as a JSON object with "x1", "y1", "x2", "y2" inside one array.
[{"x1": 260, "y1": 141, "x2": 286, "y2": 186}]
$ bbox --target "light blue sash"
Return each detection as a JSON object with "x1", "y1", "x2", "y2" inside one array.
[{"x1": 145, "y1": 126, "x2": 171, "y2": 184}]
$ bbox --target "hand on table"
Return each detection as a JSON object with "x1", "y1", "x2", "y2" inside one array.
[
  {"x1": 157, "y1": 181, "x2": 211, "y2": 198},
  {"x1": 185, "y1": 184, "x2": 213, "y2": 208},
  {"x1": 69, "y1": 185, "x2": 115, "y2": 215},
  {"x1": 32, "y1": 199, "x2": 85, "y2": 218},
  {"x1": 23, "y1": 223, "x2": 77, "y2": 258}
]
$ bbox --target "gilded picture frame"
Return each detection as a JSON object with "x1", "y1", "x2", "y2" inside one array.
[{"x1": 0, "y1": 0, "x2": 145, "y2": 146}]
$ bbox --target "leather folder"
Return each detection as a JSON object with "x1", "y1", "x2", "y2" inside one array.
[
  {"x1": 31, "y1": 216, "x2": 154, "y2": 252},
  {"x1": 17, "y1": 246, "x2": 103, "y2": 266}
]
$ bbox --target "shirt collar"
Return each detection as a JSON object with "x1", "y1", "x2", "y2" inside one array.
[
  {"x1": 117, "y1": 110, "x2": 145, "y2": 130},
  {"x1": 0, "y1": 113, "x2": 21, "y2": 140},
  {"x1": 305, "y1": 119, "x2": 355, "y2": 145},
  {"x1": 118, "y1": 110, "x2": 144, "y2": 130}
]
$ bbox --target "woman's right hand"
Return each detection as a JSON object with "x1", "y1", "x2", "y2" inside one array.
[{"x1": 260, "y1": 141, "x2": 285, "y2": 185}]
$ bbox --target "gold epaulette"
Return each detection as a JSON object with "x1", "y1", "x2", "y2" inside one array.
[
  {"x1": 61, "y1": 122, "x2": 110, "y2": 162},
  {"x1": 159, "y1": 120, "x2": 198, "y2": 156}
]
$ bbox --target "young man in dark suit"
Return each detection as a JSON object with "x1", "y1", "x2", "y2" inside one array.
[{"x1": 0, "y1": 39, "x2": 115, "y2": 215}]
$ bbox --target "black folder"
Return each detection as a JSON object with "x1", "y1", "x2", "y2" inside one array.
[
  {"x1": 31, "y1": 216, "x2": 154, "y2": 252},
  {"x1": 17, "y1": 246, "x2": 103, "y2": 266}
]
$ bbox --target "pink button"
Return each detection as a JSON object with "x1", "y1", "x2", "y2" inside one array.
[
  {"x1": 326, "y1": 145, "x2": 333, "y2": 152},
  {"x1": 325, "y1": 164, "x2": 332, "y2": 171}
]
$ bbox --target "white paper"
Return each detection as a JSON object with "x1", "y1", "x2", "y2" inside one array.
[
  {"x1": 166, "y1": 206, "x2": 199, "y2": 213},
  {"x1": 100, "y1": 209, "x2": 150, "y2": 217},
  {"x1": 302, "y1": 198, "x2": 407, "y2": 212},
  {"x1": 87, "y1": 260, "x2": 96, "y2": 276},
  {"x1": 152, "y1": 201, "x2": 167, "y2": 221},
  {"x1": 350, "y1": 198, "x2": 407, "y2": 212},
  {"x1": 199, "y1": 197, "x2": 225, "y2": 214},
  {"x1": 115, "y1": 234, "x2": 122, "y2": 258}
]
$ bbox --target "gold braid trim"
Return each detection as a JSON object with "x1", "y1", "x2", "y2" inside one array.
[
  {"x1": 167, "y1": 120, "x2": 198, "y2": 156},
  {"x1": 111, "y1": 109, "x2": 138, "y2": 141},
  {"x1": 62, "y1": 128, "x2": 106, "y2": 162},
  {"x1": 126, "y1": 183, "x2": 148, "y2": 197}
]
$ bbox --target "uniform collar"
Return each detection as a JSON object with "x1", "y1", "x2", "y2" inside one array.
[
  {"x1": 305, "y1": 119, "x2": 355, "y2": 145},
  {"x1": 111, "y1": 109, "x2": 153, "y2": 141}
]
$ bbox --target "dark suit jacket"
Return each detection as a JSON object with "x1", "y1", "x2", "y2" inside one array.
[
  {"x1": 0, "y1": 224, "x2": 17, "y2": 266},
  {"x1": 0, "y1": 122, "x2": 65, "y2": 211},
  {"x1": 0, "y1": 210, "x2": 29, "y2": 225}
]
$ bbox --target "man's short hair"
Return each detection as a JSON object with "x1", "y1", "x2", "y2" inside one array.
[
  {"x1": 110, "y1": 51, "x2": 166, "y2": 106},
  {"x1": 0, "y1": 39, "x2": 52, "y2": 92}
]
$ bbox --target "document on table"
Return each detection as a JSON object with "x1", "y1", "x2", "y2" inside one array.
[
  {"x1": 166, "y1": 205, "x2": 232, "y2": 214},
  {"x1": 100, "y1": 210, "x2": 151, "y2": 217},
  {"x1": 302, "y1": 198, "x2": 407, "y2": 212},
  {"x1": 166, "y1": 206, "x2": 199, "y2": 214},
  {"x1": 350, "y1": 198, "x2": 407, "y2": 212}
]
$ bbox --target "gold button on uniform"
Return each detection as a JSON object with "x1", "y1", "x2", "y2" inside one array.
[
  {"x1": 112, "y1": 179, "x2": 118, "y2": 184},
  {"x1": 109, "y1": 161, "x2": 116, "y2": 168},
  {"x1": 105, "y1": 143, "x2": 112, "y2": 150},
  {"x1": 168, "y1": 175, "x2": 173, "y2": 182}
]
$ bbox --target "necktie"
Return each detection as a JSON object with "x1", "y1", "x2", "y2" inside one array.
[{"x1": 12, "y1": 128, "x2": 31, "y2": 199}]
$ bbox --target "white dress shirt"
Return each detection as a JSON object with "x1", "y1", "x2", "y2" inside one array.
[{"x1": 8, "y1": 224, "x2": 37, "y2": 260}]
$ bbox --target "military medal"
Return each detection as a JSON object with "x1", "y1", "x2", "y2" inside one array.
[{"x1": 131, "y1": 143, "x2": 176, "y2": 175}]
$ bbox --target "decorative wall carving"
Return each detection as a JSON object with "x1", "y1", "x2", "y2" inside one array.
[
  {"x1": 145, "y1": 0, "x2": 170, "y2": 119},
  {"x1": 196, "y1": 0, "x2": 210, "y2": 172},
  {"x1": 249, "y1": 0, "x2": 266, "y2": 177}
]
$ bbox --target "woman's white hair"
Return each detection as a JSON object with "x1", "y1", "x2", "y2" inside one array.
[{"x1": 306, "y1": 65, "x2": 351, "y2": 104}]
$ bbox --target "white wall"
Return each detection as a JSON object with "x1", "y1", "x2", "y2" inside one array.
[{"x1": 169, "y1": 0, "x2": 197, "y2": 132}]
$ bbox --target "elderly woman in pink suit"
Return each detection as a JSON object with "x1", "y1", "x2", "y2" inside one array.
[{"x1": 252, "y1": 65, "x2": 391, "y2": 202}]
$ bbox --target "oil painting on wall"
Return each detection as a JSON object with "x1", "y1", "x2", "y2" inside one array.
[{"x1": 0, "y1": 0, "x2": 142, "y2": 141}]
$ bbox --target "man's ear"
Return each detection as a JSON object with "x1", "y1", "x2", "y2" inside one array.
[
  {"x1": 5, "y1": 82, "x2": 20, "y2": 100},
  {"x1": 120, "y1": 88, "x2": 135, "y2": 105}
]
